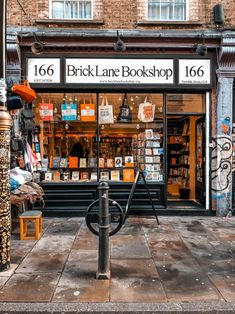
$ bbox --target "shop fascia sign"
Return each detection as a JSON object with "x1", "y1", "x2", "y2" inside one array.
[{"x1": 27, "y1": 58, "x2": 211, "y2": 85}]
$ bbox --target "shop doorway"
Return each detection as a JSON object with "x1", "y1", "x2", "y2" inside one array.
[{"x1": 167, "y1": 115, "x2": 206, "y2": 208}]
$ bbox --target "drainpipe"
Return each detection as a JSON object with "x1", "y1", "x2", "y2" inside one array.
[{"x1": 0, "y1": 0, "x2": 12, "y2": 271}]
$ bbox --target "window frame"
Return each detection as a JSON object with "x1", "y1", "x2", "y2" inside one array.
[
  {"x1": 49, "y1": 0, "x2": 93, "y2": 20},
  {"x1": 147, "y1": 0, "x2": 189, "y2": 22}
]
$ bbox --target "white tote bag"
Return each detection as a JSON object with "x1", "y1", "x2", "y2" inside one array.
[
  {"x1": 99, "y1": 97, "x2": 114, "y2": 124},
  {"x1": 138, "y1": 97, "x2": 155, "y2": 123}
]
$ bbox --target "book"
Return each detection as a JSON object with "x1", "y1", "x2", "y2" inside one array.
[
  {"x1": 79, "y1": 158, "x2": 87, "y2": 168},
  {"x1": 107, "y1": 158, "x2": 114, "y2": 168},
  {"x1": 41, "y1": 158, "x2": 49, "y2": 171},
  {"x1": 123, "y1": 169, "x2": 135, "y2": 182},
  {"x1": 80, "y1": 172, "x2": 89, "y2": 181},
  {"x1": 71, "y1": 171, "x2": 79, "y2": 181},
  {"x1": 125, "y1": 156, "x2": 134, "y2": 164},
  {"x1": 52, "y1": 156, "x2": 61, "y2": 168},
  {"x1": 44, "y1": 172, "x2": 52, "y2": 181},
  {"x1": 68, "y1": 156, "x2": 78, "y2": 168},
  {"x1": 115, "y1": 157, "x2": 122, "y2": 167},
  {"x1": 99, "y1": 158, "x2": 105, "y2": 168},
  {"x1": 90, "y1": 172, "x2": 98, "y2": 181},
  {"x1": 145, "y1": 129, "x2": 153, "y2": 140},
  {"x1": 145, "y1": 149, "x2": 152, "y2": 155},
  {"x1": 111, "y1": 170, "x2": 120, "y2": 181},
  {"x1": 60, "y1": 158, "x2": 68, "y2": 168},
  {"x1": 145, "y1": 156, "x2": 153, "y2": 163},
  {"x1": 62, "y1": 171, "x2": 70, "y2": 181},
  {"x1": 100, "y1": 171, "x2": 109, "y2": 181},
  {"x1": 88, "y1": 157, "x2": 97, "y2": 168},
  {"x1": 53, "y1": 170, "x2": 61, "y2": 181}
]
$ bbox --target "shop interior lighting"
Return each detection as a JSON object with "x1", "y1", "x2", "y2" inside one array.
[{"x1": 114, "y1": 31, "x2": 126, "y2": 52}]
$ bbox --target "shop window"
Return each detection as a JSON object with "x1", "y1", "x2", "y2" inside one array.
[
  {"x1": 148, "y1": 0, "x2": 188, "y2": 21},
  {"x1": 33, "y1": 93, "x2": 165, "y2": 183},
  {"x1": 50, "y1": 0, "x2": 93, "y2": 19},
  {"x1": 166, "y1": 94, "x2": 205, "y2": 113}
]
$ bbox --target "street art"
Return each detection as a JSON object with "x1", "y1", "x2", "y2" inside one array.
[{"x1": 211, "y1": 135, "x2": 232, "y2": 192}]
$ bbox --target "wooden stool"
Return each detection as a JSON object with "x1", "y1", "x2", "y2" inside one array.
[{"x1": 19, "y1": 210, "x2": 42, "y2": 240}]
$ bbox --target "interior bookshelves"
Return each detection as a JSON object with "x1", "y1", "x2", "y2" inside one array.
[{"x1": 167, "y1": 118, "x2": 190, "y2": 198}]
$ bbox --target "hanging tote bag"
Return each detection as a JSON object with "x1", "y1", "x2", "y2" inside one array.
[
  {"x1": 80, "y1": 99, "x2": 96, "y2": 122},
  {"x1": 11, "y1": 80, "x2": 36, "y2": 103},
  {"x1": 138, "y1": 97, "x2": 155, "y2": 123},
  {"x1": 39, "y1": 103, "x2": 54, "y2": 121},
  {"x1": 61, "y1": 103, "x2": 77, "y2": 121},
  {"x1": 98, "y1": 97, "x2": 114, "y2": 125}
]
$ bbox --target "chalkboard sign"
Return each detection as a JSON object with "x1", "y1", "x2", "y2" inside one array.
[{"x1": 124, "y1": 170, "x2": 159, "y2": 224}]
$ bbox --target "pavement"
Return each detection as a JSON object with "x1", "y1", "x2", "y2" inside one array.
[{"x1": 1, "y1": 215, "x2": 235, "y2": 313}]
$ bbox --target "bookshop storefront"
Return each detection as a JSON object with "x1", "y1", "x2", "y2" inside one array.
[{"x1": 24, "y1": 56, "x2": 212, "y2": 216}]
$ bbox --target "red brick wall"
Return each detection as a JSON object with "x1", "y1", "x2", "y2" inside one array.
[{"x1": 7, "y1": 0, "x2": 235, "y2": 29}]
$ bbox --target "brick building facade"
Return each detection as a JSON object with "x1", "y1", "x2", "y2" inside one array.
[{"x1": 5, "y1": 0, "x2": 235, "y2": 216}]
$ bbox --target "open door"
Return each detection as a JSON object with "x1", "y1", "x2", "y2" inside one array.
[{"x1": 195, "y1": 117, "x2": 205, "y2": 206}]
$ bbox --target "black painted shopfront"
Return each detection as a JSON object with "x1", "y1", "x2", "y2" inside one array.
[{"x1": 22, "y1": 54, "x2": 213, "y2": 216}]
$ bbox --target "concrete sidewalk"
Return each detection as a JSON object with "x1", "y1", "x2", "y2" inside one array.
[{"x1": 1, "y1": 215, "x2": 235, "y2": 312}]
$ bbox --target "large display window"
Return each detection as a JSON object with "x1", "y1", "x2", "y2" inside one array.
[{"x1": 33, "y1": 92, "x2": 164, "y2": 183}]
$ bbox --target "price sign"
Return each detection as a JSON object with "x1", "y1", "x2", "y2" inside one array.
[
  {"x1": 27, "y1": 58, "x2": 61, "y2": 83},
  {"x1": 179, "y1": 59, "x2": 211, "y2": 85}
]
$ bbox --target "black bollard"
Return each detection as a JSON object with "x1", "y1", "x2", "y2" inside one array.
[{"x1": 96, "y1": 181, "x2": 110, "y2": 279}]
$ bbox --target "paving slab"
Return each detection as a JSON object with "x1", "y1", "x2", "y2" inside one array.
[
  {"x1": 111, "y1": 235, "x2": 151, "y2": 259},
  {"x1": 15, "y1": 251, "x2": 68, "y2": 274},
  {"x1": 53, "y1": 250, "x2": 109, "y2": 302},
  {"x1": 110, "y1": 258, "x2": 166, "y2": 302},
  {"x1": 32, "y1": 235, "x2": 75, "y2": 253},
  {"x1": 0, "y1": 273, "x2": 60, "y2": 302}
]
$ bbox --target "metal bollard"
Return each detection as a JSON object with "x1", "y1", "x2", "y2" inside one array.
[{"x1": 96, "y1": 181, "x2": 111, "y2": 280}]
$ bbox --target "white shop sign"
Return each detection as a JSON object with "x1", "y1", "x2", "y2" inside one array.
[
  {"x1": 27, "y1": 58, "x2": 61, "y2": 83},
  {"x1": 179, "y1": 59, "x2": 211, "y2": 85},
  {"x1": 66, "y1": 58, "x2": 174, "y2": 84}
]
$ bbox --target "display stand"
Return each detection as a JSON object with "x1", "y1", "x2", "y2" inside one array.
[{"x1": 124, "y1": 169, "x2": 159, "y2": 224}]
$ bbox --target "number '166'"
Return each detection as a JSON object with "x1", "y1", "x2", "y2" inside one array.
[
  {"x1": 34, "y1": 64, "x2": 54, "y2": 76},
  {"x1": 185, "y1": 65, "x2": 204, "y2": 77}
]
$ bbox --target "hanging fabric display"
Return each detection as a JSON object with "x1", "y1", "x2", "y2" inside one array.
[
  {"x1": 39, "y1": 103, "x2": 54, "y2": 121},
  {"x1": 117, "y1": 94, "x2": 132, "y2": 123},
  {"x1": 138, "y1": 97, "x2": 155, "y2": 123},
  {"x1": 98, "y1": 97, "x2": 114, "y2": 124},
  {"x1": 61, "y1": 103, "x2": 77, "y2": 121},
  {"x1": 80, "y1": 99, "x2": 96, "y2": 122},
  {"x1": 11, "y1": 80, "x2": 36, "y2": 103}
]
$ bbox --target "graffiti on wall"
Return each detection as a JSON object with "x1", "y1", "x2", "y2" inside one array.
[{"x1": 211, "y1": 135, "x2": 232, "y2": 192}]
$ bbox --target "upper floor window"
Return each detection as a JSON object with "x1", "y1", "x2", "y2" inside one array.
[
  {"x1": 148, "y1": 0, "x2": 187, "y2": 21},
  {"x1": 51, "y1": 0, "x2": 93, "y2": 19}
]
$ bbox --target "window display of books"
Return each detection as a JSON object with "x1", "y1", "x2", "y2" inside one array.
[{"x1": 132, "y1": 127, "x2": 164, "y2": 182}]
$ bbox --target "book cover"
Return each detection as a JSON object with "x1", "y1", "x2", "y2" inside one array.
[
  {"x1": 115, "y1": 157, "x2": 122, "y2": 167},
  {"x1": 99, "y1": 158, "x2": 105, "y2": 168},
  {"x1": 145, "y1": 129, "x2": 154, "y2": 140},
  {"x1": 53, "y1": 170, "x2": 61, "y2": 181},
  {"x1": 145, "y1": 156, "x2": 153, "y2": 163},
  {"x1": 41, "y1": 158, "x2": 49, "y2": 171},
  {"x1": 80, "y1": 172, "x2": 89, "y2": 181},
  {"x1": 125, "y1": 156, "x2": 134, "y2": 164},
  {"x1": 44, "y1": 172, "x2": 52, "y2": 181},
  {"x1": 71, "y1": 171, "x2": 79, "y2": 181},
  {"x1": 88, "y1": 157, "x2": 97, "y2": 168},
  {"x1": 68, "y1": 156, "x2": 78, "y2": 168},
  {"x1": 111, "y1": 170, "x2": 120, "y2": 181},
  {"x1": 153, "y1": 156, "x2": 161, "y2": 163},
  {"x1": 123, "y1": 169, "x2": 135, "y2": 182},
  {"x1": 52, "y1": 156, "x2": 61, "y2": 168},
  {"x1": 107, "y1": 158, "x2": 114, "y2": 168},
  {"x1": 60, "y1": 158, "x2": 68, "y2": 168},
  {"x1": 79, "y1": 158, "x2": 87, "y2": 168},
  {"x1": 100, "y1": 171, "x2": 109, "y2": 181},
  {"x1": 62, "y1": 171, "x2": 70, "y2": 181},
  {"x1": 90, "y1": 172, "x2": 98, "y2": 181},
  {"x1": 145, "y1": 149, "x2": 152, "y2": 156}
]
